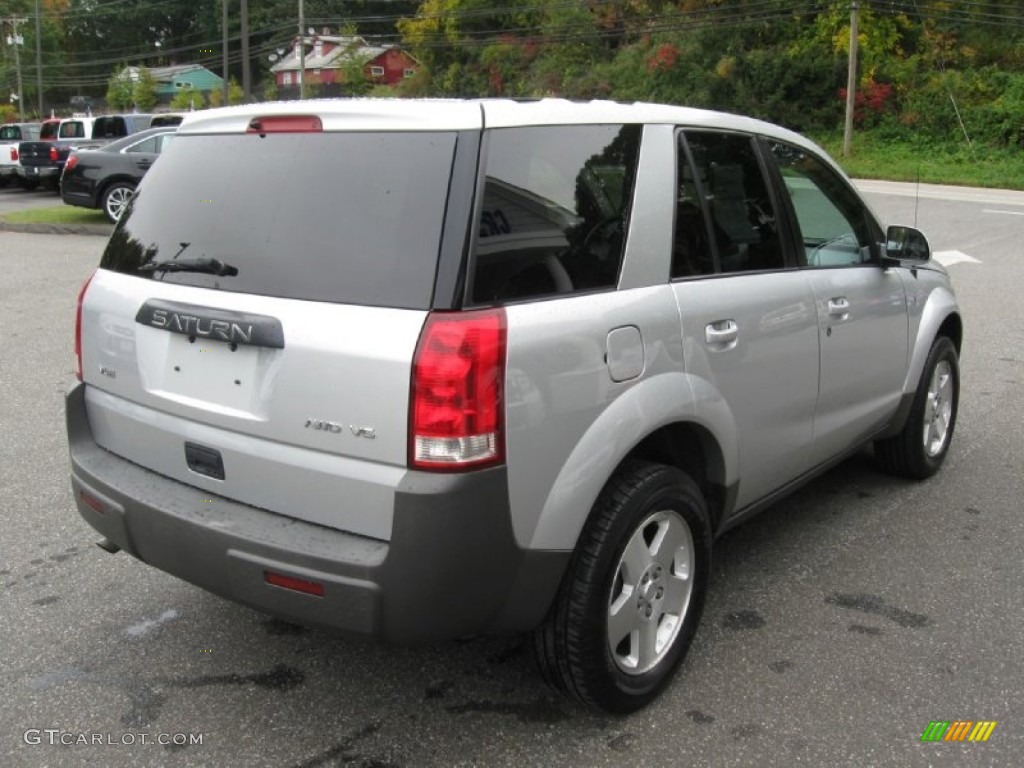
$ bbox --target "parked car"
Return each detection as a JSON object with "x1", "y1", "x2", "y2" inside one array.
[
  {"x1": 18, "y1": 113, "x2": 156, "y2": 190},
  {"x1": 61, "y1": 127, "x2": 177, "y2": 222},
  {"x1": 2, "y1": 119, "x2": 57, "y2": 189},
  {"x1": 0, "y1": 122, "x2": 41, "y2": 187},
  {"x1": 67, "y1": 99, "x2": 962, "y2": 714}
]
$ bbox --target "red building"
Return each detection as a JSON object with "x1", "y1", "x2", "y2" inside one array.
[{"x1": 270, "y1": 30, "x2": 419, "y2": 91}]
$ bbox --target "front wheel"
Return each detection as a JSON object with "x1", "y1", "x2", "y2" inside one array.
[
  {"x1": 532, "y1": 461, "x2": 711, "y2": 713},
  {"x1": 102, "y1": 182, "x2": 136, "y2": 223},
  {"x1": 875, "y1": 336, "x2": 960, "y2": 479}
]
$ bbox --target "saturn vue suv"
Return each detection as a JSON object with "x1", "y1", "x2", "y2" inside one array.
[{"x1": 66, "y1": 99, "x2": 962, "y2": 713}]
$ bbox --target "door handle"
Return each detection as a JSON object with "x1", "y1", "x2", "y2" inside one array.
[
  {"x1": 705, "y1": 320, "x2": 739, "y2": 345},
  {"x1": 827, "y1": 297, "x2": 850, "y2": 316}
]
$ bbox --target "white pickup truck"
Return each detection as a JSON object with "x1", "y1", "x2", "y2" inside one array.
[{"x1": 0, "y1": 122, "x2": 43, "y2": 187}]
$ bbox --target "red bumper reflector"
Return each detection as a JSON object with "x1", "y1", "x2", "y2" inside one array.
[
  {"x1": 80, "y1": 489, "x2": 105, "y2": 515},
  {"x1": 264, "y1": 570, "x2": 325, "y2": 597}
]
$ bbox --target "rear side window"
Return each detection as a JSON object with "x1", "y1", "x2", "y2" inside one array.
[
  {"x1": 681, "y1": 131, "x2": 784, "y2": 274},
  {"x1": 101, "y1": 131, "x2": 457, "y2": 310},
  {"x1": 469, "y1": 124, "x2": 641, "y2": 303},
  {"x1": 93, "y1": 117, "x2": 129, "y2": 139}
]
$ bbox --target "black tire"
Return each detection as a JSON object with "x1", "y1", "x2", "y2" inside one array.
[
  {"x1": 875, "y1": 336, "x2": 959, "y2": 479},
  {"x1": 532, "y1": 460, "x2": 711, "y2": 714},
  {"x1": 101, "y1": 181, "x2": 136, "y2": 223}
]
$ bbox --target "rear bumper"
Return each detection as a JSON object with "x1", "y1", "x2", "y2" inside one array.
[
  {"x1": 66, "y1": 383, "x2": 568, "y2": 643},
  {"x1": 16, "y1": 164, "x2": 60, "y2": 179}
]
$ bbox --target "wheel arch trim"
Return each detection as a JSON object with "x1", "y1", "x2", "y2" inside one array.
[{"x1": 525, "y1": 372, "x2": 738, "y2": 551}]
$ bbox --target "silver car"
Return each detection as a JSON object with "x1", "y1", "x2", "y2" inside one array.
[{"x1": 67, "y1": 99, "x2": 961, "y2": 713}]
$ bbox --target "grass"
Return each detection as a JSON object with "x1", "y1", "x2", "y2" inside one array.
[
  {"x1": 816, "y1": 132, "x2": 1024, "y2": 190},
  {"x1": 1, "y1": 204, "x2": 108, "y2": 226}
]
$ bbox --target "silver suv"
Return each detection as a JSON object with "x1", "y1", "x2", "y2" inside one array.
[{"x1": 67, "y1": 99, "x2": 962, "y2": 713}]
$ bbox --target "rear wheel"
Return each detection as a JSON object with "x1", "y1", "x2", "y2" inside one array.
[
  {"x1": 532, "y1": 460, "x2": 711, "y2": 713},
  {"x1": 875, "y1": 336, "x2": 959, "y2": 479},
  {"x1": 102, "y1": 181, "x2": 136, "y2": 223}
]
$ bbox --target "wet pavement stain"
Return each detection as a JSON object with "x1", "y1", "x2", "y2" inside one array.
[
  {"x1": 686, "y1": 709, "x2": 716, "y2": 724},
  {"x1": 965, "y1": 506, "x2": 982, "y2": 515},
  {"x1": 32, "y1": 595, "x2": 59, "y2": 606},
  {"x1": 722, "y1": 609, "x2": 766, "y2": 630},
  {"x1": 767, "y1": 660, "x2": 793, "y2": 674},
  {"x1": 848, "y1": 624, "x2": 884, "y2": 636},
  {"x1": 287, "y1": 720, "x2": 386, "y2": 768},
  {"x1": 447, "y1": 698, "x2": 571, "y2": 724},
  {"x1": 170, "y1": 663, "x2": 305, "y2": 691},
  {"x1": 608, "y1": 732, "x2": 639, "y2": 752},
  {"x1": 825, "y1": 593, "x2": 930, "y2": 628}
]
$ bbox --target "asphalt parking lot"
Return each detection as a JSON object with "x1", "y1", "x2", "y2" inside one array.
[{"x1": 1, "y1": 181, "x2": 1021, "y2": 767}]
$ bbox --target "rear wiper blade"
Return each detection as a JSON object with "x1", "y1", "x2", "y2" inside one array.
[{"x1": 138, "y1": 257, "x2": 238, "y2": 277}]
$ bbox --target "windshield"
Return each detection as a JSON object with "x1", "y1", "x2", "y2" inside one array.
[{"x1": 101, "y1": 131, "x2": 458, "y2": 309}]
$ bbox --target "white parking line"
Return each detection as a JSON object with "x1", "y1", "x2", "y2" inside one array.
[
  {"x1": 982, "y1": 209, "x2": 1024, "y2": 216},
  {"x1": 933, "y1": 250, "x2": 982, "y2": 266}
]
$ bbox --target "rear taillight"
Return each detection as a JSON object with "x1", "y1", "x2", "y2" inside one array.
[
  {"x1": 74, "y1": 271, "x2": 95, "y2": 381},
  {"x1": 9, "y1": 146, "x2": 17, "y2": 161},
  {"x1": 410, "y1": 309, "x2": 506, "y2": 471},
  {"x1": 49, "y1": 146, "x2": 59, "y2": 162},
  {"x1": 65, "y1": 154, "x2": 78, "y2": 172}
]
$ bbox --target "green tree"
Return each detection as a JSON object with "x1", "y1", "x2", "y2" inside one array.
[
  {"x1": 170, "y1": 86, "x2": 206, "y2": 111},
  {"x1": 132, "y1": 67, "x2": 159, "y2": 111},
  {"x1": 106, "y1": 68, "x2": 135, "y2": 111}
]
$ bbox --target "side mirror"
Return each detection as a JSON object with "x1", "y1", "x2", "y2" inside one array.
[{"x1": 885, "y1": 225, "x2": 931, "y2": 264}]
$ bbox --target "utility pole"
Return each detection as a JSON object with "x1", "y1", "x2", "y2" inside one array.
[
  {"x1": 842, "y1": 1, "x2": 859, "y2": 157},
  {"x1": 222, "y1": 0, "x2": 229, "y2": 103},
  {"x1": 298, "y1": 0, "x2": 306, "y2": 99},
  {"x1": 4, "y1": 17, "x2": 28, "y2": 122},
  {"x1": 35, "y1": 0, "x2": 42, "y2": 115},
  {"x1": 240, "y1": 0, "x2": 251, "y2": 101}
]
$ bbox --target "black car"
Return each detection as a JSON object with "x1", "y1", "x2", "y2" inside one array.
[{"x1": 61, "y1": 127, "x2": 177, "y2": 223}]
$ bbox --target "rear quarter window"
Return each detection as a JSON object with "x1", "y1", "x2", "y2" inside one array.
[{"x1": 469, "y1": 124, "x2": 642, "y2": 304}]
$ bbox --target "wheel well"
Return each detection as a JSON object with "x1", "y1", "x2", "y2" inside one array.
[
  {"x1": 937, "y1": 312, "x2": 963, "y2": 355},
  {"x1": 625, "y1": 422, "x2": 727, "y2": 532},
  {"x1": 98, "y1": 176, "x2": 136, "y2": 204}
]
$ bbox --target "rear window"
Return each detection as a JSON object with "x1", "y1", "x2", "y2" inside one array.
[
  {"x1": 101, "y1": 131, "x2": 458, "y2": 309},
  {"x1": 1, "y1": 126, "x2": 23, "y2": 141},
  {"x1": 40, "y1": 122, "x2": 59, "y2": 140}
]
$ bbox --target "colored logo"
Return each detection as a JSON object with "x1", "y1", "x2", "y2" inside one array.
[{"x1": 921, "y1": 721, "x2": 997, "y2": 742}]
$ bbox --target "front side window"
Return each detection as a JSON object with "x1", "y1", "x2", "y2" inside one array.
[
  {"x1": 681, "y1": 131, "x2": 784, "y2": 274},
  {"x1": 767, "y1": 141, "x2": 878, "y2": 267},
  {"x1": 469, "y1": 124, "x2": 642, "y2": 303}
]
